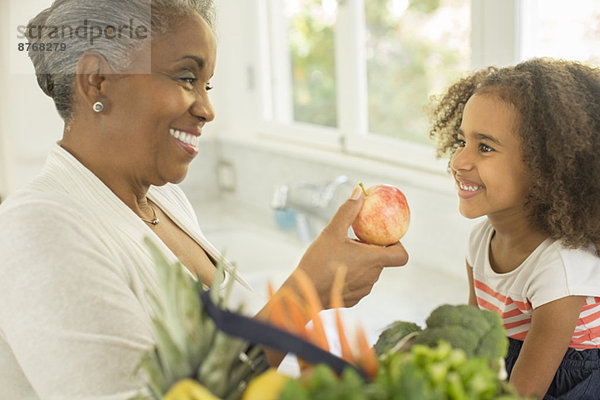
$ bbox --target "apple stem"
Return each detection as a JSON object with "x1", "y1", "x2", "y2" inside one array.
[{"x1": 359, "y1": 183, "x2": 368, "y2": 197}]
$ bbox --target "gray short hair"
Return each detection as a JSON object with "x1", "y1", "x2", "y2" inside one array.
[{"x1": 25, "y1": 0, "x2": 215, "y2": 122}]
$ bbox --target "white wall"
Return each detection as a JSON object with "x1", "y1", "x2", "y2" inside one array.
[
  {"x1": 1, "y1": 0, "x2": 64, "y2": 198},
  {"x1": 0, "y1": 0, "x2": 246, "y2": 198},
  {"x1": 209, "y1": 0, "x2": 263, "y2": 135},
  {"x1": 0, "y1": 0, "x2": 10, "y2": 201}
]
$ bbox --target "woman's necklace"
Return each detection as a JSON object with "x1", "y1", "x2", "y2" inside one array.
[{"x1": 141, "y1": 203, "x2": 160, "y2": 225}]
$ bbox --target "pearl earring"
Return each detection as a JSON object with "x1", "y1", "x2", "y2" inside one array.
[{"x1": 93, "y1": 101, "x2": 104, "y2": 113}]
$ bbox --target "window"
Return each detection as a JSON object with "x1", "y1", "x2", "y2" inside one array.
[
  {"x1": 365, "y1": 0, "x2": 469, "y2": 145},
  {"x1": 265, "y1": 0, "x2": 469, "y2": 157},
  {"x1": 288, "y1": 0, "x2": 338, "y2": 128},
  {"x1": 519, "y1": 0, "x2": 600, "y2": 66},
  {"x1": 259, "y1": 0, "x2": 598, "y2": 170}
]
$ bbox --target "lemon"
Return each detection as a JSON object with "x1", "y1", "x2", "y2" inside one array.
[
  {"x1": 242, "y1": 368, "x2": 291, "y2": 400},
  {"x1": 163, "y1": 379, "x2": 222, "y2": 400}
]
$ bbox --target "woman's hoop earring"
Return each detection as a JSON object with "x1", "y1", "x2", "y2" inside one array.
[{"x1": 93, "y1": 101, "x2": 104, "y2": 113}]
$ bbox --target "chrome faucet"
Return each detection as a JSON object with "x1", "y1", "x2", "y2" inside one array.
[
  {"x1": 271, "y1": 175, "x2": 349, "y2": 212},
  {"x1": 271, "y1": 175, "x2": 351, "y2": 243}
]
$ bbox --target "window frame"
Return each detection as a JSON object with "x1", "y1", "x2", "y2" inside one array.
[{"x1": 252, "y1": 0, "x2": 521, "y2": 174}]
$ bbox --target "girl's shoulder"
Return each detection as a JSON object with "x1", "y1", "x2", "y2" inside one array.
[
  {"x1": 536, "y1": 239, "x2": 600, "y2": 272},
  {"x1": 555, "y1": 241, "x2": 600, "y2": 282},
  {"x1": 526, "y1": 240, "x2": 600, "y2": 307}
]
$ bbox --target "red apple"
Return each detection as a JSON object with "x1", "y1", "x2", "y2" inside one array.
[{"x1": 351, "y1": 183, "x2": 410, "y2": 246}]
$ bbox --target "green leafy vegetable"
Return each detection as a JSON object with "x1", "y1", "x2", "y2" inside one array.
[
  {"x1": 374, "y1": 321, "x2": 422, "y2": 356},
  {"x1": 278, "y1": 304, "x2": 526, "y2": 399},
  {"x1": 375, "y1": 304, "x2": 508, "y2": 368},
  {"x1": 279, "y1": 341, "x2": 528, "y2": 400},
  {"x1": 414, "y1": 304, "x2": 508, "y2": 362}
]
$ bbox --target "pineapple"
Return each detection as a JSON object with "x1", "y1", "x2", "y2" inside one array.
[{"x1": 134, "y1": 239, "x2": 267, "y2": 400}]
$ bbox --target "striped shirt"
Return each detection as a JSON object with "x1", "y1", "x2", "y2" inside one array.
[{"x1": 467, "y1": 219, "x2": 600, "y2": 350}]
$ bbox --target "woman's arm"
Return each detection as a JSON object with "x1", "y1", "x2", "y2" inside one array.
[{"x1": 509, "y1": 295, "x2": 585, "y2": 399}]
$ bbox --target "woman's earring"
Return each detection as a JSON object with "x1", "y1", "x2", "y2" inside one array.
[{"x1": 93, "y1": 101, "x2": 104, "y2": 113}]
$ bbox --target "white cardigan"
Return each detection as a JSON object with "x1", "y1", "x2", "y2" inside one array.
[{"x1": 0, "y1": 144, "x2": 251, "y2": 399}]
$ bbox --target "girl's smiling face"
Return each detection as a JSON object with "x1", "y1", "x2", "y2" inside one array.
[
  {"x1": 101, "y1": 13, "x2": 216, "y2": 186},
  {"x1": 450, "y1": 93, "x2": 531, "y2": 221}
]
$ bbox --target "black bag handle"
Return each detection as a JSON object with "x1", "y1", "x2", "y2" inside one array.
[{"x1": 199, "y1": 291, "x2": 365, "y2": 378}]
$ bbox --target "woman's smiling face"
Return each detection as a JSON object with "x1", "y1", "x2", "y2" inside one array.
[
  {"x1": 103, "y1": 13, "x2": 216, "y2": 186},
  {"x1": 450, "y1": 93, "x2": 531, "y2": 221}
]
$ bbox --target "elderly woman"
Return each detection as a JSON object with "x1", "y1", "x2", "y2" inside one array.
[{"x1": 0, "y1": 0, "x2": 409, "y2": 398}]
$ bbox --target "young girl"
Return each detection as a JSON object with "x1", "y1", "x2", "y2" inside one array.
[{"x1": 429, "y1": 58, "x2": 600, "y2": 399}]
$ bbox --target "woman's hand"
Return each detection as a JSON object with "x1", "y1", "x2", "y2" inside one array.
[
  {"x1": 256, "y1": 186, "x2": 409, "y2": 366},
  {"x1": 283, "y1": 186, "x2": 409, "y2": 308}
]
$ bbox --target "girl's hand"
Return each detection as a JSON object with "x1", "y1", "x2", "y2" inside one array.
[
  {"x1": 285, "y1": 186, "x2": 409, "y2": 308},
  {"x1": 509, "y1": 295, "x2": 586, "y2": 399}
]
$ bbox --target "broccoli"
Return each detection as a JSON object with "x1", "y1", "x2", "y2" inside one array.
[
  {"x1": 476, "y1": 326, "x2": 510, "y2": 360},
  {"x1": 414, "y1": 304, "x2": 508, "y2": 360},
  {"x1": 413, "y1": 325, "x2": 479, "y2": 357},
  {"x1": 375, "y1": 305, "x2": 508, "y2": 363},
  {"x1": 374, "y1": 321, "x2": 423, "y2": 356}
]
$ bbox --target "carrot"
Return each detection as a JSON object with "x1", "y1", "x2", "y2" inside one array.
[
  {"x1": 293, "y1": 270, "x2": 329, "y2": 351},
  {"x1": 305, "y1": 316, "x2": 329, "y2": 351},
  {"x1": 329, "y1": 265, "x2": 354, "y2": 363},
  {"x1": 282, "y1": 291, "x2": 309, "y2": 339},
  {"x1": 298, "y1": 359, "x2": 311, "y2": 375},
  {"x1": 292, "y1": 269, "x2": 323, "y2": 315},
  {"x1": 268, "y1": 281, "x2": 276, "y2": 298},
  {"x1": 329, "y1": 264, "x2": 347, "y2": 309},
  {"x1": 333, "y1": 309, "x2": 354, "y2": 363},
  {"x1": 269, "y1": 284, "x2": 313, "y2": 371},
  {"x1": 266, "y1": 282, "x2": 293, "y2": 331},
  {"x1": 355, "y1": 324, "x2": 379, "y2": 378},
  {"x1": 263, "y1": 281, "x2": 276, "y2": 321}
]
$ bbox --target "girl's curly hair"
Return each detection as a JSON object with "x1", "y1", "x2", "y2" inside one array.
[{"x1": 429, "y1": 58, "x2": 600, "y2": 251}]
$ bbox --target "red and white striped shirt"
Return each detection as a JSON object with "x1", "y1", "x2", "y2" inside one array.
[{"x1": 467, "y1": 219, "x2": 600, "y2": 350}]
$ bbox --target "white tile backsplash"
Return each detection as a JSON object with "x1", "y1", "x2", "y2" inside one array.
[{"x1": 178, "y1": 139, "x2": 220, "y2": 203}]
